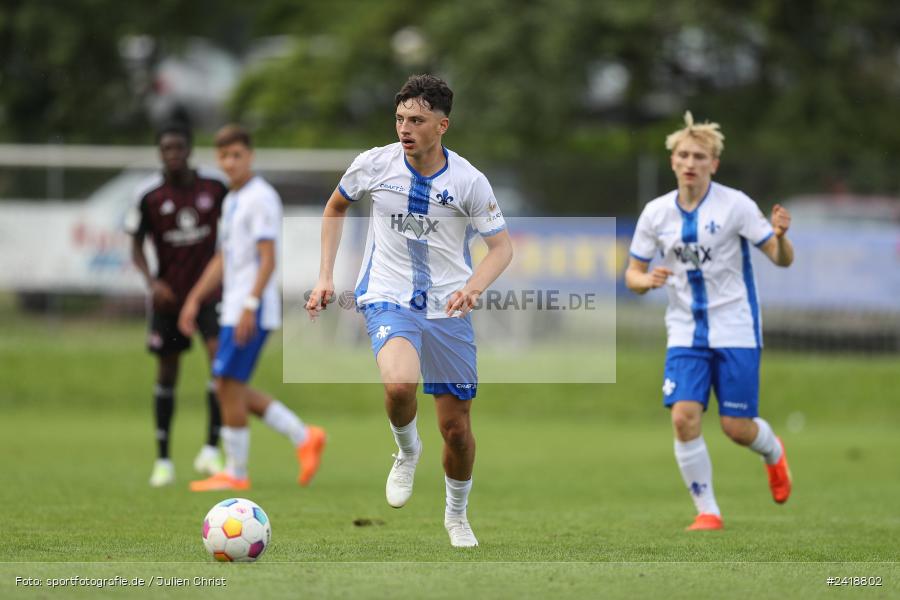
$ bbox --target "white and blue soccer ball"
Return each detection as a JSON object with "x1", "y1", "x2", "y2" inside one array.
[{"x1": 202, "y1": 498, "x2": 271, "y2": 562}]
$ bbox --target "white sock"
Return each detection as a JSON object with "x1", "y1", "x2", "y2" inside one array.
[
  {"x1": 674, "y1": 436, "x2": 720, "y2": 516},
  {"x1": 263, "y1": 400, "x2": 308, "y2": 447},
  {"x1": 390, "y1": 415, "x2": 420, "y2": 458},
  {"x1": 445, "y1": 475, "x2": 472, "y2": 518},
  {"x1": 750, "y1": 417, "x2": 782, "y2": 465},
  {"x1": 221, "y1": 426, "x2": 250, "y2": 479}
]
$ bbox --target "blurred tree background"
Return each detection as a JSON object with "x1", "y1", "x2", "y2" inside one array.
[{"x1": 1, "y1": 0, "x2": 898, "y2": 213}]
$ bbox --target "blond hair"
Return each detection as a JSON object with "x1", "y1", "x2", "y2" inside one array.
[{"x1": 665, "y1": 111, "x2": 724, "y2": 158}]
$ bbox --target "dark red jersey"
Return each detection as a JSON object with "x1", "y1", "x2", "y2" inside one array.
[{"x1": 127, "y1": 169, "x2": 228, "y2": 307}]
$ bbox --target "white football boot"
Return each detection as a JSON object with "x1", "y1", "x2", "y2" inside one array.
[
  {"x1": 193, "y1": 445, "x2": 225, "y2": 476},
  {"x1": 149, "y1": 458, "x2": 175, "y2": 487},
  {"x1": 385, "y1": 440, "x2": 422, "y2": 508},
  {"x1": 444, "y1": 514, "x2": 479, "y2": 548}
]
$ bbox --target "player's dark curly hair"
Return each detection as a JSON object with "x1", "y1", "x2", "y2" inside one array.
[
  {"x1": 395, "y1": 74, "x2": 453, "y2": 116},
  {"x1": 155, "y1": 122, "x2": 192, "y2": 146}
]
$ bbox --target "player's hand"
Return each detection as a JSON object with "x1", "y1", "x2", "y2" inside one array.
[
  {"x1": 771, "y1": 204, "x2": 791, "y2": 238},
  {"x1": 178, "y1": 299, "x2": 199, "y2": 337},
  {"x1": 646, "y1": 267, "x2": 673, "y2": 289},
  {"x1": 305, "y1": 280, "x2": 335, "y2": 321},
  {"x1": 151, "y1": 279, "x2": 177, "y2": 312},
  {"x1": 445, "y1": 288, "x2": 481, "y2": 317},
  {"x1": 235, "y1": 309, "x2": 256, "y2": 346}
]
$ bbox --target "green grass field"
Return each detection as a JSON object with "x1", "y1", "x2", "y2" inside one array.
[{"x1": 1, "y1": 305, "x2": 898, "y2": 598}]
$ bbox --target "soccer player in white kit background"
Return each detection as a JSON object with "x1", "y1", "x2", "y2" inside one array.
[
  {"x1": 625, "y1": 112, "x2": 794, "y2": 531},
  {"x1": 179, "y1": 124, "x2": 326, "y2": 492},
  {"x1": 306, "y1": 74, "x2": 513, "y2": 547}
]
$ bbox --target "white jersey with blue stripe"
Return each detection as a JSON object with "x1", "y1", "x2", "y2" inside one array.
[
  {"x1": 220, "y1": 175, "x2": 282, "y2": 330},
  {"x1": 629, "y1": 182, "x2": 774, "y2": 348},
  {"x1": 339, "y1": 143, "x2": 506, "y2": 319}
]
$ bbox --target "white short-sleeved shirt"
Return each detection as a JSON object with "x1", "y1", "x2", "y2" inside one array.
[
  {"x1": 629, "y1": 182, "x2": 774, "y2": 348},
  {"x1": 219, "y1": 175, "x2": 282, "y2": 329},
  {"x1": 339, "y1": 143, "x2": 506, "y2": 319}
]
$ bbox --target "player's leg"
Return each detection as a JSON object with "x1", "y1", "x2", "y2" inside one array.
[
  {"x1": 378, "y1": 336, "x2": 422, "y2": 507},
  {"x1": 149, "y1": 352, "x2": 179, "y2": 487},
  {"x1": 363, "y1": 306, "x2": 424, "y2": 507},
  {"x1": 714, "y1": 348, "x2": 791, "y2": 503},
  {"x1": 379, "y1": 337, "x2": 421, "y2": 452},
  {"x1": 147, "y1": 309, "x2": 191, "y2": 487},
  {"x1": 189, "y1": 377, "x2": 250, "y2": 490},
  {"x1": 664, "y1": 348, "x2": 722, "y2": 530},
  {"x1": 434, "y1": 393, "x2": 478, "y2": 547},
  {"x1": 422, "y1": 315, "x2": 479, "y2": 547},
  {"x1": 245, "y1": 387, "x2": 327, "y2": 486},
  {"x1": 190, "y1": 326, "x2": 256, "y2": 491},
  {"x1": 193, "y1": 304, "x2": 224, "y2": 475}
]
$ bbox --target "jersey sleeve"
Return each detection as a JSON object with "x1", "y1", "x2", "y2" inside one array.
[
  {"x1": 629, "y1": 207, "x2": 657, "y2": 262},
  {"x1": 468, "y1": 174, "x2": 506, "y2": 237},
  {"x1": 250, "y1": 191, "x2": 282, "y2": 242},
  {"x1": 737, "y1": 194, "x2": 774, "y2": 247},
  {"x1": 124, "y1": 189, "x2": 149, "y2": 237},
  {"x1": 337, "y1": 149, "x2": 374, "y2": 202}
]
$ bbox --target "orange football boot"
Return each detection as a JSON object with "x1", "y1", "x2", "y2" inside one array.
[
  {"x1": 297, "y1": 426, "x2": 327, "y2": 486},
  {"x1": 189, "y1": 472, "x2": 250, "y2": 492},
  {"x1": 686, "y1": 513, "x2": 724, "y2": 531},
  {"x1": 766, "y1": 437, "x2": 792, "y2": 504}
]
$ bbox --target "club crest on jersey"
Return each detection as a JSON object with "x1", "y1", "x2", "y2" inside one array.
[
  {"x1": 176, "y1": 207, "x2": 199, "y2": 230},
  {"x1": 673, "y1": 244, "x2": 712, "y2": 268},
  {"x1": 705, "y1": 220, "x2": 720, "y2": 234},
  {"x1": 391, "y1": 213, "x2": 439, "y2": 239},
  {"x1": 436, "y1": 189, "x2": 454, "y2": 206}
]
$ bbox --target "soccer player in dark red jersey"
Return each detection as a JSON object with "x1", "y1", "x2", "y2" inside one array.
[{"x1": 126, "y1": 123, "x2": 229, "y2": 487}]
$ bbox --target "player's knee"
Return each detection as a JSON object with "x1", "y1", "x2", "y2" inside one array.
[
  {"x1": 439, "y1": 418, "x2": 471, "y2": 449},
  {"x1": 672, "y1": 411, "x2": 700, "y2": 439},
  {"x1": 720, "y1": 418, "x2": 752, "y2": 444},
  {"x1": 384, "y1": 382, "x2": 417, "y2": 404}
]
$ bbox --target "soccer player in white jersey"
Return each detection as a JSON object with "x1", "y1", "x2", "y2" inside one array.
[
  {"x1": 178, "y1": 124, "x2": 326, "y2": 492},
  {"x1": 625, "y1": 112, "x2": 794, "y2": 531},
  {"x1": 306, "y1": 74, "x2": 513, "y2": 547}
]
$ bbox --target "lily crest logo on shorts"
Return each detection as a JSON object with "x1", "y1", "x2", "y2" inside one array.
[
  {"x1": 391, "y1": 213, "x2": 439, "y2": 239},
  {"x1": 376, "y1": 325, "x2": 392, "y2": 340},
  {"x1": 436, "y1": 189, "x2": 454, "y2": 206},
  {"x1": 663, "y1": 378, "x2": 676, "y2": 396}
]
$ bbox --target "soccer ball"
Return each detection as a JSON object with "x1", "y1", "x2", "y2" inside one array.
[{"x1": 201, "y1": 498, "x2": 271, "y2": 562}]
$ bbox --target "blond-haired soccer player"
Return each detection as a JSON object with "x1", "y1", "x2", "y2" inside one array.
[
  {"x1": 179, "y1": 124, "x2": 326, "y2": 491},
  {"x1": 306, "y1": 74, "x2": 513, "y2": 547},
  {"x1": 625, "y1": 112, "x2": 794, "y2": 531}
]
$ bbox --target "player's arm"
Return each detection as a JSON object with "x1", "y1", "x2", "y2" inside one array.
[
  {"x1": 306, "y1": 187, "x2": 353, "y2": 320},
  {"x1": 130, "y1": 223, "x2": 176, "y2": 311},
  {"x1": 178, "y1": 252, "x2": 223, "y2": 336},
  {"x1": 758, "y1": 204, "x2": 794, "y2": 267},
  {"x1": 446, "y1": 229, "x2": 513, "y2": 316},
  {"x1": 625, "y1": 257, "x2": 672, "y2": 295},
  {"x1": 234, "y1": 240, "x2": 276, "y2": 345}
]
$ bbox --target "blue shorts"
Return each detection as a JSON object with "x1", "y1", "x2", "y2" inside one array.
[
  {"x1": 363, "y1": 304, "x2": 477, "y2": 400},
  {"x1": 212, "y1": 325, "x2": 269, "y2": 383},
  {"x1": 662, "y1": 347, "x2": 760, "y2": 418}
]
